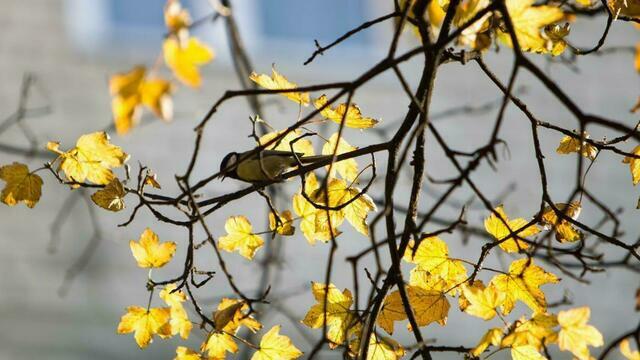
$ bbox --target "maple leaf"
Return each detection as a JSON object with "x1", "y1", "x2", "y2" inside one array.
[
  {"x1": 109, "y1": 66, "x2": 173, "y2": 135},
  {"x1": 543, "y1": 22, "x2": 571, "y2": 56},
  {"x1": 258, "y1": 128, "x2": 315, "y2": 157},
  {"x1": 620, "y1": 339, "x2": 640, "y2": 360},
  {"x1": 403, "y1": 236, "x2": 468, "y2": 290},
  {"x1": 460, "y1": 282, "x2": 505, "y2": 320},
  {"x1": 322, "y1": 133, "x2": 360, "y2": 183},
  {"x1": 471, "y1": 328, "x2": 504, "y2": 357},
  {"x1": 250, "y1": 67, "x2": 310, "y2": 106},
  {"x1": 0, "y1": 162, "x2": 43, "y2": 208},
  {"x1": 366, "y1": 334, "x2": 405, "y2": 360},
  {"x1": 450, "y1": 0, "x2": 493, "y2": 51},
  {"x1": 129, "y1": 228, "x2": 177, "y2": 268},
  {"x1": 311, "y1": 178, "x2": 377, "y2": 236},
  {"x1": 623, "y1": 145, "x2": 640, "y2": 185},
  {"x1": 163, "y1": 36, "x2": 214, "y2": 88},
  {"x1": 302, "y1": 282, "x2": 358, "y2": 348},
  {"x1": 160, "y1": 284, "x2": 192, "y2": 339},
  {"x1": 202, "y1": 298, "x2": 261, "y2": 359},
  {"x1": 490, "y1": 258, "x2": 559, "y2": 315},
  {"x1": 511, "y1": 345, "x2": 547, "y2": 360},
  {"x1": 164, "y1": 0, "x2": 191, "y2": 34},
  {"x1": 501, "y1": 313, "x2": 558, "y2": 350},
  {"x1": 47, "y1": 132, "x2": 128, "y2": 185},
  {"x1": 218, "y1": 216, "x2": 264, "y2": 260},
  {"x1": 91, "y1": 178, "x2": 126, "y2": 212},
  {"x1": 558, "y1": 307, "x2": 603, "y2": 360},
  {"x1": 378, "y1": 286, "x2": 450, "y2": 334},
  {"x1": 202, "y1": 332, "x2": 238, "y2": 359},
  {"x1": 213, "y1": 298, "x2": 262, "y2": 334},
  {"x1": 556, "y1": 131, "x2": 598, "y2": 160},
  {"x1": 174, "y1": 346, "x2": 202, "y2": 360},
  {"x1": 252, "y1": 325, "x2": 303, "y2": 360},
  {"x1": 539, "y1": 202, "x2": 583, "y2": 243},
  {"x1": 117, "y1": 306, "x2": 172, "y2": 348},
  {"x1": 498, "y1": 0, "x2": 565, "y2": 53},
  {"x1": 314, "y1": 95, "x2": 379, "y2": 129},
  {"x1": 293, "y1": 173, "x2": 335, "y2": 244},
  {"x1": 269, "y1": 210, "x2": 295, "y2": 236},
  {"x1": 484, "y1": 205, "x2": 540, "y2": 253}
]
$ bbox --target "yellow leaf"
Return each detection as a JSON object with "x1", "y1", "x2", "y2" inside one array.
[
  {"x1": 366, "y1": 334, "x2": 405, "y2": 360},
  {"x1": 314, "y1": 95, "x2": 379, "y2": 129},
  {"x1": 471, "y1": 328, "x2": 504, "y2": 357},
  {"x1": 111, "y1": 94, "x2": 141, "y2": 135},
  {"x1": 140, "y1": 78, "x2": 174, "y2": 121},
  {"x1": 174, "y1": 346, "x2": 203, "y2": 360},
  {"x1": 543, "y1": 23, "x2": 571, "y2": 56},
  {"x1": 558, "y1": 307, "x2": 603, "y2": 360},
  {"x1": 502, "y1": 313, "x2": 558, "y2": 349},
  {"x1": 164, "y1": 36, "x2": 214, "y2": 88},
  {"x1": 484, "y1": 205, "x2": 540, "y2": 253},
  {"x1": 405, "y1": 285, "x2": 450, "y2": 328},
  {"x1": 269, "y1": 210, "x2": 295, "y2": 236},
  {"x1": 129, "y1": 228, "x2": 177, "y2": 268},
  {"x1": 91, "y1": 178, "x2": 126, "y2": 212},
  {"x1": 540, "y1": 202, "x2": 583, "y2": 243},
  {"x1": 117, "y1": 306, "x2": 172, "y2": 348},
  {"x1": 293, "y1": 173, "x2": 333, "y2": 244},
  {"x1": 160, "y1": 284, "x2": 192, "y2": 339},
  {"x1": 511, "y1": 345, "x2": 547, "y2": 360},
  {"x1": 377, "y1": 290, "x2": 410, "y2": 335},
  {"x1": 213, "y1": 298, "x2": 262, "y2": 334},
  {"x1": 144, "y1": 172, "x2": 162, "y2": 189},
  {"x1": 378, "y1": 286, "x2": 450, "y2": 334},
  {"x1": 252, "y1": 325, "x2": 303, "y2": 360},
  {"x1": 608, "y1": 0, "x2": 640, "y2": 18},
  {"x1": 174, "y1": 346, "x2": 202, "y2": 360},
  {"x1": 409, "y1": 268, "x2": 450, "y2": 293},
  {"x1": 164, "y1": 0, "x2": 191, "y2": 33},
  {"x1": 49, "y1": 131, "x2": 128, "y2": 185},
  {"x1": 623, "y1": 145, "x2": 640, "y2": 185},
  {"x1": 302, "y1": 282, "x2": 358, "y2": 348},
  {"x1": 218, "y1": 216, "x2": 264, "y2": 260},
  {"x1": 499, "y1": 0, "x2": 565, "y2": 53},
  {"x1": 259, "y1": 129, "x2": 315, "y2": 157},
  {"x1": 490, "y1": 258, "x2": 559, "y2": 315},
  {"x1": 620, "y1": 339, "x2": 640, "y2": 360},
  {"x1": 109, "y1": 65, "x2": 146, "y2": 98},
  {"x1": 250, "y1": 67, "x2": 310, "y2": 106},
  {"x1": 202, "y1": 332, "x2": 238, "y2": 359},
  {"x1": 452, "y1": 0, "x2": 493, "y2": 51},
  {"x1": 461, "y1": 282, "x2": 505, "y2": 320},
  {"x1": 0, "y1": 162, "x2": 43, "y2": 208},
  {"x1": 556, "y1": 131, "x2": 597, "y2": 160},
  {"x1": 311, "y1": 178, "x2": 377, "y2": 236},
  {"x1": 403, "y1": 237, "x2": 468, "y2": 290},
  {"x1": 322, "y1": 133, "x2": 360, "y2": 183},
  {"x1": 109, "y1": 66, "x2": 173, "y2": 135}
]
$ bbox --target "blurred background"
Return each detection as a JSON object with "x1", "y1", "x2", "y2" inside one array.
[{"x1": 0, "y1": 0, "x2": 639, "y2": 359}]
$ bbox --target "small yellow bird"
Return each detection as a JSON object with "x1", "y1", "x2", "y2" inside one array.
[{"x1": 219, "y1": 149, "x2": 331, "y2": 183}]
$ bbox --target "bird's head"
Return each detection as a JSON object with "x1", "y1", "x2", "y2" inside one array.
[{"x1": 219, "y1": 151, "x2": 240, "y2": 181}]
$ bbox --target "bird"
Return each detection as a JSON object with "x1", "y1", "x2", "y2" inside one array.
[{"x1": 219, "y1": 149, "x2": 332, "y2": 183}]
